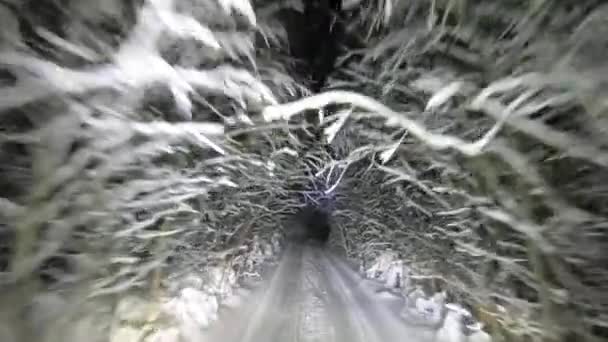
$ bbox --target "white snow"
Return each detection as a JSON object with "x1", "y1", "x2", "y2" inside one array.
[
  {"x1": 435, "y1": 303, "x2": 492, "y2": 342},
  {"x1": 204, "y1": 265, "x2": 237, "y2": 298},
  {"x1": 415, "y1": 291, "x2": 446, "y2": 320},
  {"x1": 175, "y1": 274, "x2": 204, "y2": 290},
  {"x1": 425, "y1": 81, "x2": 464, "y2": 111},
  {"x1": 383, "y1": 259, "x2": 403, "y2": 288},
  {"x1": 365, "y1": 251, "x2": 398, "y2": 280},
  {"x1": 163, "y1": 287, "x2": 219, "y2": 339},
  {"x1": 364, "y1": 255, "x2": 491, "y2": 342},
  {"x1": 365, "y1": 252, "x2": 410, "y2": 290},
  {"x1": 218, "y1": 0, "x2": 257, "y2": 26},
  {"x1": 271, "y1": 232, "x2": 282, "y2": 253}
]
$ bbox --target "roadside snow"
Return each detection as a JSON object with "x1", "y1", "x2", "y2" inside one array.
[
  {"x1": 364, "y1": 252, "x2": 493, "y2": 342},
  {"x1": 107, "y1": 230, "x2": 282, "y2": 342}
]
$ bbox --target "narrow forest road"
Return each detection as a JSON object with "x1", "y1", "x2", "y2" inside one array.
[{"x1": 204, "y1": 244, "x2": 437, "y2": 342}]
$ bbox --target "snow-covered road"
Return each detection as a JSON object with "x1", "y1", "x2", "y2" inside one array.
[{"x1": 204, "y1": 244, "x2": 436, "y2": 342}]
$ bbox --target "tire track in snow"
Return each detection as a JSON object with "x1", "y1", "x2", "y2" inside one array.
[
  {"x1": 205, "y1": 244, "x2": 436, "y2": 342},
  {"x1": 326, "y1": 252, "x2": 437, "y2": 342}
]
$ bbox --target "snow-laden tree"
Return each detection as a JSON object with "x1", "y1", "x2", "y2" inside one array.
[{"x1": 1, "y1": 1, "x2": 607, "y2": 342}]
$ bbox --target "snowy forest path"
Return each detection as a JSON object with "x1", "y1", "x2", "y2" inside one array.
[{"x1": 204, "y1": 244, "x2": 436, "y2": 342}]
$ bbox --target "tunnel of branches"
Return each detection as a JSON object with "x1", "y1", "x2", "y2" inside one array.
[{"x1": 0, "y1": 0, "x2": 608, "y2": 341}]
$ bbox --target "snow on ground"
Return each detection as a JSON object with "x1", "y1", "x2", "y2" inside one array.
[
  {"x1": 106, "y1": 232, "x2": 283, "y2": 342},
  {"x1": 364, "y1": 251, "x2": 409, "y2": 290},
  {"x1": 363, "y1": 252, "x2": 493, "y2": 342}
]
